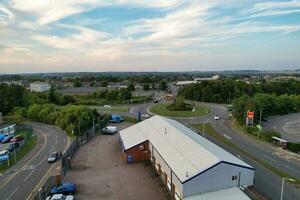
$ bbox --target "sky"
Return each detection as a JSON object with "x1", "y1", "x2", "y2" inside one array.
[{"x1": 0, "y1": 0, "x2": 300, "y2": 74}]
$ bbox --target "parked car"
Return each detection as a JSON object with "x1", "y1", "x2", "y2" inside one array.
[
  {"x1": 102, "y1": 126, "x2": 118, "y2": 135},
  {"x1": 46, "y1": 194, "x2": 74, "y2": 200},
  {"x1": 51, "y1": 182, "x2": 76, "y2": 195},
  {"x1": 214, "y1": 115, "x2": 220, "y2": 120},
  {"x1": 1, "y1": 135, "x2": 13, "y2": 143},
  {"x1": 103, "y1": 105, "x2": 111, "y2": 109},
  {"x1": 141, "y1": 114, "x2": 150, "y2": 118},
  {"x1": 0, "y1": 150, "x2": 9, "y2": 162},
  {"x1": 10, "y1": 135, "x2": 24, "y2": 142},
  {"x1": 48, "y1": 151, "x2": 62, "y2": 163},
  {"x1": 109, "y1": 114, "x2": 124, "y2": 123},
  {"x1": 6, "y1": 142, "x2": 19, "y2": 152},
  {"x1": 0, "y1": 134, "x2": 8, "y2": 142}
]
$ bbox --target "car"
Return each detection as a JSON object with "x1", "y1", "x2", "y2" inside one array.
[
  {"x1": 10, "y1": 135, "x2": 24, "y2": 142},
  {"x1": 0, "y1": 150, "x2": 9, "y2": 162},
  {"x1": 46, "y1": 194, "x2": 74, "y2": 200},
  {"x1": 51, "y1": 182, "x2": 76, "y2": 195},
  {"x1": 109, "y1": 114, "x2": 124, "y2": 123},
  {"x1": 214, "y1": 115, "x2": 220, "y2": 120},
  {"x1": 6, "y1": 142, "x2": 19, "y2": 152},
  {"x1": 103, "y1": 105, "x2": 111, "y2": 109},
  {"x1": 102, "y1": 126, "x2": 117, "y2": 135},
  {"x1": 141, "y1": 114, "x2": 150, "y2": 118},
  {"x1": 48, "y1": 151, "x2": 62, "y2": 163},
  {"x1": 1, "y1": 135, "x2": 13, "y2": 143},
  {"x1": 0, "y1": 134, "x2": 8, "y2": 142}
]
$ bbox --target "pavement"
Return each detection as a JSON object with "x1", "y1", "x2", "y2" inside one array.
[
  {"x1": 65, "y1": 122, "x2": 170, "y2": 200},
  {"x1": 263, "y1": 113, "x2": 300, "y2": 142},
  {"x1": 0, "y1": 122, "x2": 68, "y2": 200}
]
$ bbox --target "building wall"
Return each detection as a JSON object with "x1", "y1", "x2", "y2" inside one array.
[
  {"x1": 124, "y1": 141, "x2": 149, "y2": 162},
  {"x1": 183, "y1": 162, "x2": 254, "y2": 197}
]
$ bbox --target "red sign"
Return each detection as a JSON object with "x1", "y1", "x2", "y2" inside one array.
[{"x1": 247, "y1": 111, "x2": 254, "y2": 119}]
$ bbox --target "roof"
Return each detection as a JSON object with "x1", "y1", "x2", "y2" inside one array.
[
  {"x1": 185, "y1": 187, "x2": 251, "y2": 200},
  {"x1": 119, "y1": 116, "x2": 253, "y2": 183}
]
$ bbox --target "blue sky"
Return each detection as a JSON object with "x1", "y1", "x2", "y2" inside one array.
[{"x1": 0, "y1": 0, "x2": 300, "y2": 73}]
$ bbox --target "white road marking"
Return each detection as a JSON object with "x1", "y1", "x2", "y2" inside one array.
[
  {"x1": 6, "y1": 187, "x2": 19, "y2": 200},
  {"x1": 283, "y1": 164, "x2": 299, "y2": 173},
  {"x1": 263, "y1": 154, "x2": 277, "y2": 162},
  {"x1": 38, "y1": 157, "x2": 47, "y2": 166},
  {"x1": 24, "y1": 169, "x2": 35, "y2": 182}
]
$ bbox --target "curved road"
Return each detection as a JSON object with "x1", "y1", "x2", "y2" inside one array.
[{"x1": 0, "y1": 122, "x2": 68, "y2": 200}]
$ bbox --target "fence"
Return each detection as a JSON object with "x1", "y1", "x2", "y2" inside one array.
[{"x1": 32, "y1": 124, "x2": 100, "y2": 200}]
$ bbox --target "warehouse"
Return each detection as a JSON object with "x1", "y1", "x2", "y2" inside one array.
[{"x1": 119, "y1": 115, "x2": 254, "y2": 200}]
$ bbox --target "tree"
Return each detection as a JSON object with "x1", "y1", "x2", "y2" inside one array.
[
  {"x1": 73, "y1": 80, "x2": 82, "y2": 87},
  {"x1": 159, "y1": 80, "x2": 167, "y2": 90},
  {"x1": 100, "y1": 80, "x2": 108, "y2": 87},
  {"x1": 143, "y1": 84, "x2": 150, "y2": 90},
  {"x1": 0, "y1": 84, "x2": 27, "y2": 114},
  {"x1": 59, "y1": 95, "x2": 75, "y2": 105},
  {"x1": 119, "y1": 88, "x2": 132, "y2": 101},
  {"x1": 128, "y1": 83, "x2": 135, "y2": 91},
  {"x1": 27, "y1": 104, "x2": 43, "y2": 120}
]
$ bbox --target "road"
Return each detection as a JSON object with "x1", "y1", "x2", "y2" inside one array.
[
  {"x1": 263, "y1": 113, "x2": 300, "y2": 142},
  {"x1": 0, "y1": 122, "x2": 68, "y2": 200},
  {"x1": 130, "y1": 102, "x2": 300, "y2": 200}
]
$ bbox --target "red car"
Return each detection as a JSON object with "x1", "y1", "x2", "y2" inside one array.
[{"x1": 10, "y1": 135, "x2": 24, "y2": 143}]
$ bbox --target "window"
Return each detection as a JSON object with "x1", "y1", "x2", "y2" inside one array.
[
  {"x1": 139, "y1": 145, "x2": 144, "y2": 150},
  {"x1": 232, "y1": 175, "x2": 238, "y2": 181}
]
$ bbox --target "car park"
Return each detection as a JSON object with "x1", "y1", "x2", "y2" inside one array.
[
  {"x1": 1, "y1": 135, "x2": 13, "y2": 143},
  {"x1": 102, "y1": 126, "x2": 118, "y2": 135},
  {"x1": 46, "y1": 194, "x2": 74, "y2": 200},
  {"x1": 48, "y1": 151, "x2": 62, "y2": 163},
  {"x1": 0, "y1": 150, "x2": 9, "y2": 162},
  {"x1": 10, "y1": 135, "x2": 24, "y2": 142},
  {"x1": 51, "y1": 182, "x2": 76, "y2": 195},
  {"x1": 6, "y1": 142, "x2": 19, "y2": 152}
]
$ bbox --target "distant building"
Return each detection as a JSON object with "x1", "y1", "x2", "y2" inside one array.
[
  {"x1": 176, "y1": 75, "x2": 220, "y2": 86},
  {"x1": 30, "y1": 82, "x2": 51, "y2": 92},
  {"x1": 119, "y1": 116, "x2": 254, "y2": 200}
]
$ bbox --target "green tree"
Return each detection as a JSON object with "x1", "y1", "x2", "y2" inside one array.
[
  {"x1": 128, "y1": 83, "x2": 135, "y2": 91},
  {"x1": 73, "y1": 80, "x2": 82, "y2": 87},
  {"x1": 119, "y1": 88, "x2": 132, "y2": 101},
  {"x1": 159, "y1": 80, "x2": 167, "y2": 90}
]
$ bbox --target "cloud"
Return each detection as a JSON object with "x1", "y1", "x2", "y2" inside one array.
[{"x1": 0, "y1": 4, "x2": 15, "y2": 25}]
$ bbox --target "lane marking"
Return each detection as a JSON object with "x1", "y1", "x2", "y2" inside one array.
[
  {"x1": 0, "y1": 130, "x2": 47, "y2": 190},
  {"x1": 24, "y1": 169, "x2": 35, "y2": 182},
  {"x1": 6, "y1": 187, "x2": 19, "y2": 200},
  {"x1": 38, "y1": 157, "x2": 47, "y2": 166},
  {"x1": 263, "y1": 154, "x2": 276, "y2": 162}
]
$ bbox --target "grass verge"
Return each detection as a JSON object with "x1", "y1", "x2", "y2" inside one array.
[
  {"x1": 0, "y1": 130, "x2": 37, "y2": 173},
  {"x1": 192, "y1": 123, "x2": 300, "y2": 184},
  {"x1": 149, "y1": 103, "x2": 210, "y2": 117}
]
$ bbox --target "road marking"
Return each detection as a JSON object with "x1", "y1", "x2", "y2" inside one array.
[
  {"x1": 6, "y1": 187, "x2": 19, "y2": 200},
  {"x1": 283, "y1": 164, "x2": 299, "y2": 173},
  {"x1": 0, "y1": 130, "x2": 47, "y2": 190},
  {"x1": 24, "y1": 169, "x2": 35, "y2": 182},
  {"x1": 38, "y1": 157, "x2": 47, "y2": 166},
  {"x1": 263, "y1": 154, "x2": 276, "y2": 162}
]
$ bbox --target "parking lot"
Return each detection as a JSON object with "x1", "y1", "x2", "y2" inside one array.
[{"x1": 65, "y1": 122, "x2": 169, "y2": 200}]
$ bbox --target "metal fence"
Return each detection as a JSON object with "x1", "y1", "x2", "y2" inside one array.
[{"x1": 32, "y1": 124, "x2": 100, "y2": 200}]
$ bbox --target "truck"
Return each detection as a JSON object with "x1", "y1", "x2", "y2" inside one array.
[{"x1": 109, "y1": 114, "x2": 124, "y2": 123}]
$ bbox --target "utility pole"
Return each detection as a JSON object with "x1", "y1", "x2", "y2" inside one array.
[
  {"x1": 258, "y1": 108, "x2": 263, "y2": 139},
  {"x1": 281, "y1": 178, "x2": 295, "y2": 200}
]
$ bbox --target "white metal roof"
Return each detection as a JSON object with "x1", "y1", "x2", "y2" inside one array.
[
  {"x1": 185, "y1": 187, "x2": 251, "y2": 200},
  {"x1": 119, "y1": 115, "x2": 253, "y2": 182}
]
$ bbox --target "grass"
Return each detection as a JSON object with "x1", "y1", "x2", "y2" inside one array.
[
  {"x1": 149, "y1": 103, "x2": 210, "y2": 117},
  {"x1": 0, "y1": 130, "x2": 37, "y2": 173},
  {"x1": 192, "y1": 123, "x2": 300, "y2": 184}
]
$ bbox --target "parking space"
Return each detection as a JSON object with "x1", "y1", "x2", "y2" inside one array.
[{"x1": 65, "y1": 122, "x2": 167, "y2": 200}]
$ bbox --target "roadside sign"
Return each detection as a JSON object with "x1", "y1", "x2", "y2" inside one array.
[{"x1": 247, "y1": 111, "x2": 254, "y2": 119}]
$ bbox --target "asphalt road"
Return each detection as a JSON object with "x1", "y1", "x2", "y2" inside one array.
[
  {"x1": 130, "y1": 101, "x2": 300, "y2": 200},
  {"x1": 263, "y1": 113, "x2": 300, "y2": 142},
  {"x1": 0, "y1": 122, "x2": 68, "y2": 200}
]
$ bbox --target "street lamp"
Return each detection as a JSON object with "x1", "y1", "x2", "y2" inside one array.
[{"x1": 280, "y1": 177, "x2": 296, "y2": 200}]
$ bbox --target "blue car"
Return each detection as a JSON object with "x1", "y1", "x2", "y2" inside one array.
[
  {"x1": 1, "y1": 135, "x2": 13, "y2": 143},
  {"x1": 0, "y1": 150, "x2": 9, "y2": 162},
  {"x1": 109, "y1": 114, "x2": 124, "y2": 123},
  {"x1": 51, "y1": 182, "x2": 76, "y2": 195},
  {"x1": 0, "y1": 134, "x2": 8, "y2": 143}
]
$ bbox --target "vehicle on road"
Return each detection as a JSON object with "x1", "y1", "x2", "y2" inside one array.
[
  {"x1": 214, "y1": 115, "x2": 220, "y2": 120},
  {"x1": 0, "y1": 133, "x2": 8, "y2": 142},
  {"x1": 6, "y1": 142, "x2": 19, "y2": 152},
  {"x1": 103, "y1": 105, "x2": 111, "y2": 109},
  {"x1": 10, "y1": 135, "x2": 24, "y2": 142},
  {"x1": 102, "y1": 126, "x2": 118, "y2": 135},
  {"x1": 46, "y1": 194, "x2": 74, "y2": 200},
  {"x1": 51, "y1": 182, "x2": 76, "y2": 195},
  {"x1": 0, "y1": 150, "x2": 9, "y2": 162},
  {"x1": 141, "y1": 114, "x2": 150, "y2": 118},
  {"x1": 48, "y1": 151, "x2": 62, "y2": 163},
  {"x1": 109, "y1": 114, "x2": 124, "y2": 123},
  {"x1": 1, "y1": 135, "x2": 13, "y2": 143},
  {"x1": 153, "y1": 99, "x2": 159, "y2": 103}
]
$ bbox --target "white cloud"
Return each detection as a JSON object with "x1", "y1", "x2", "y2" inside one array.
[{"x1": 0, "y1": 4, "x2": 15, "y2": 25}]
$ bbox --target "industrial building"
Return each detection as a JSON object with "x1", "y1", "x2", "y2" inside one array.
[
  {"x1": 119, "y1": 115, "x2": 254, "y2": 200},
  {"x1": 30, "y1": 82, "x2": 51, "y2": 92}
]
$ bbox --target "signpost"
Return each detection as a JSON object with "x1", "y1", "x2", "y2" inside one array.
[{"x1": 246, "y1": 111, "x2": 254, "y2": 125}]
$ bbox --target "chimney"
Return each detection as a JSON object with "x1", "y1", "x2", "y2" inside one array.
[{"x1": 0, "y1": 112, "x2": 2, "y2": 124}]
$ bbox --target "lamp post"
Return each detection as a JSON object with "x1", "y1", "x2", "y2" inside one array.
[{"x1": 280, "y1": 177, "x2": 295, "y2": 200}]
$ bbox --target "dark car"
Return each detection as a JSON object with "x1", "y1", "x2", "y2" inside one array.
[
  {"x1": 51, "y1": 182, "x2": 76, "y2": 195},
  {"x1": 10, "y1": 135, "x2": 24, "y2": 143},
  {"x1": 48, "y1": 151, "x2": 62, "y2": 163},
  {"x1": 1, "y1": 135, "x2": 13, "y2": 143},
  {"x1": 6, "y1": 142, "x2": 19, "y2": 152}
]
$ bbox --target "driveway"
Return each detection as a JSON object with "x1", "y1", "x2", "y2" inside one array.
[{"x1": 65, "y1": 122, "x2": 168, "y2": 200}]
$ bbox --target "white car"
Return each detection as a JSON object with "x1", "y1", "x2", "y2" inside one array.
[
  {"x1": 46, "y1": 194, "x2": 74, "y2": 200},
  {"x1": 141, "y1": 114, "x2": 150, "y2": 118},
  {"x1": 214, "y1": 115, "x2": 220, "y2": 120},
  {"x1": 102, "y1": 126, "x2": 118, "y2": 135},
  {"x1": 103, "y1": 105, "x2": 111, "y2": 109}
]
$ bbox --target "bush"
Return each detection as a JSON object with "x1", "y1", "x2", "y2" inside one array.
[
  {"x1": 287, "y1": 142, "x2": 300, "y2": 153},
  {"x1": 261, "y1": 130, "x2": 281, "y2": 143},
  {"x1": 167, "y1": 96, "x2": 193, "y2": 111}
]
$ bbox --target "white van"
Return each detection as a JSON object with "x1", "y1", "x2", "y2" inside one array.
[{"x1": 102, "y1": 126, "x2": 117, "y2": 135}]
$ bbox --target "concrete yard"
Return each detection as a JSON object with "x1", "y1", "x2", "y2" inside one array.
[{"x1": 65, "y1": 123, "x2": 169, "y2": 200}]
